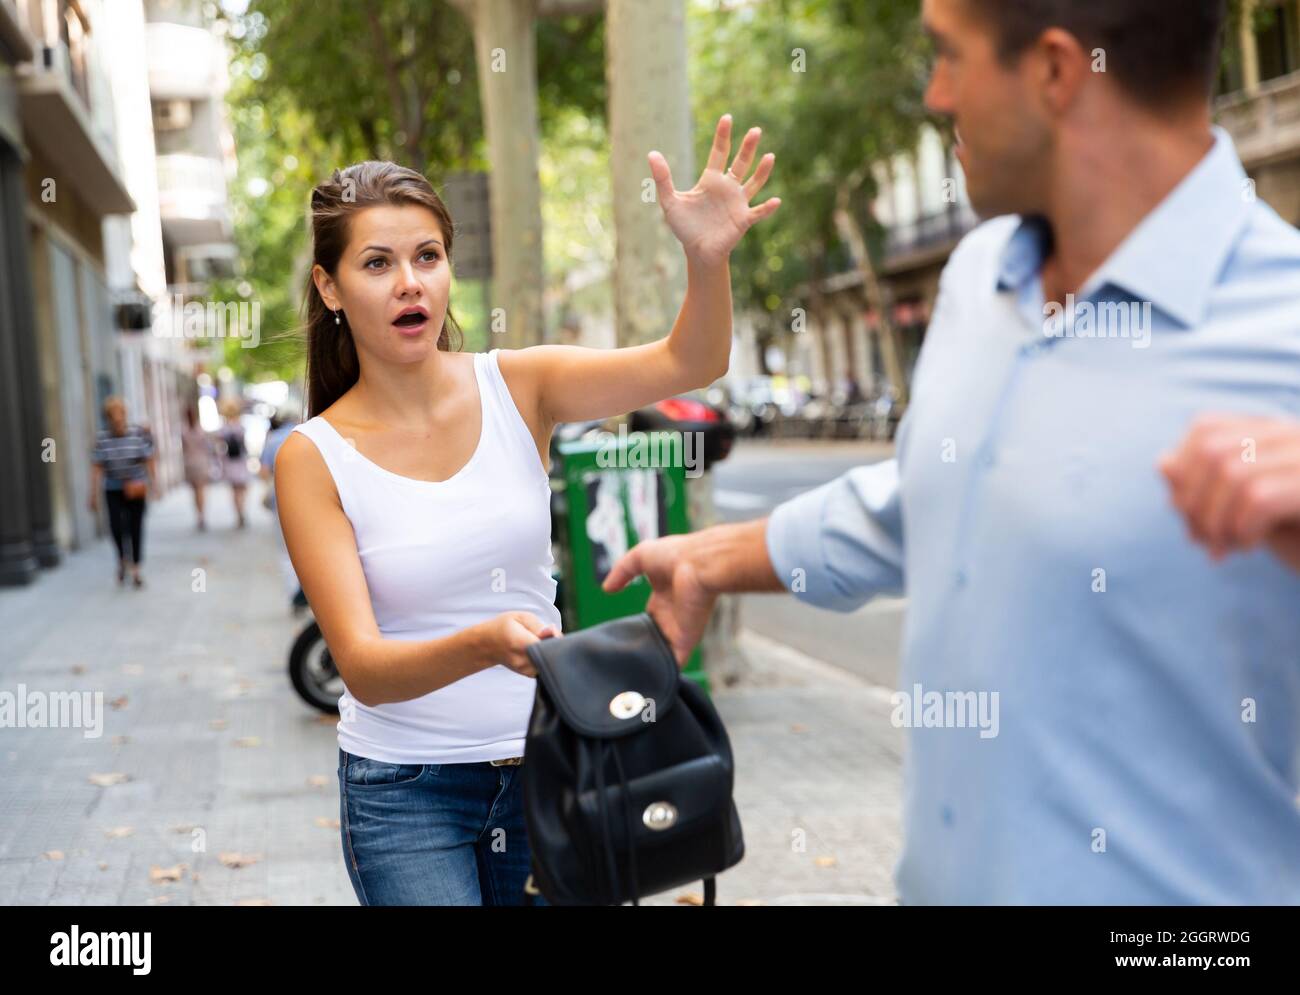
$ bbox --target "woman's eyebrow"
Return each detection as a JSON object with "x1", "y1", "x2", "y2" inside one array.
[{"x1": 357, "y1": 238, "x2": 444, "y2": 257}]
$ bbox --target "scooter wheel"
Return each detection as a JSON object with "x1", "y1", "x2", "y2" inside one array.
[{"x1": 289, "y1": 621, "x2": 342, "y2": 714}]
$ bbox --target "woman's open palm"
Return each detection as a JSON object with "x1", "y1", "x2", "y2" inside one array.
[{"x1": 649, "y1": 114, "x2": 780, "y2": 266}]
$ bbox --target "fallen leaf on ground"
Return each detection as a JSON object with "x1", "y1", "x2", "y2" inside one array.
[
  {"x1": 218, "y1": 852, "x2": 262, "y2": 869},
  {"x1": 88, "y1": 772, "x2": 130, "y2": 787},
  {"x1": 103, "y1": 826, "x2": 134, "y2": 839},
  {"x1": 150, "y1": 864, "x2": 186, "y2": 883},
  {"x1": 43, "y1": 850, "x2": 64, "y2": 861}
]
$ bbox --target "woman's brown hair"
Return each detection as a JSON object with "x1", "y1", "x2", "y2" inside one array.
[{"x1": 303, "y1": 161, "x2": 463, "y2": 417}]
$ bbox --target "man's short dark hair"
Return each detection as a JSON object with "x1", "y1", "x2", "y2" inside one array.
[{"x1": 965, "y1": 0, "x2": 1229, "y2": 107}]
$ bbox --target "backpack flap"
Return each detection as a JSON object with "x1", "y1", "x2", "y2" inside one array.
[{"x1": 526, "y1": 613, "x2": 679, "y2": 739}]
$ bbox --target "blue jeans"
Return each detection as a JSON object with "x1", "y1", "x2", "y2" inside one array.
[{"x1": 337, "y1": 747, "x2": 545, "y2": 906}]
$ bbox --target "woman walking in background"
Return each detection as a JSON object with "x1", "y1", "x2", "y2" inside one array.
[
  {"x1": 218, "y1": 397, "x2": 250, "y2": 528},
  {"x1": 180, "y1": 405, "x2": 215, "y2": 531},
  {"x1": 89, "y1": 396, "x2": 157, "y2": 589}
]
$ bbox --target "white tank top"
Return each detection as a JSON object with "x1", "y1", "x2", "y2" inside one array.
[{"x1": 291, "y1": 348, "x2": 561, "y2": 764}]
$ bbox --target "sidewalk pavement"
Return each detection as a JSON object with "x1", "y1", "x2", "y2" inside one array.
[{"x1": 0, "y1": 486, "x2": 902, "y2": 906}]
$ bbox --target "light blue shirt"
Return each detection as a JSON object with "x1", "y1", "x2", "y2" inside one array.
[{"x1": 766, "y1": 128, "x2": 1300, "y2": 904}]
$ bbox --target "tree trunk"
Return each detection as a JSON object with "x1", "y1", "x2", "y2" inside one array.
[
  {"x1": 833, "y1": 184, "x2": 909, "y2": 408},
  {"x1": 458, "y1": 0, "x2": 546, "y2": 348},
  {"x1": 605, "y1": 0, "x2": 691, "y2": 347}
]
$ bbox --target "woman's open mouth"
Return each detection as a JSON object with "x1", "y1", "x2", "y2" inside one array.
[{"x1": 392, "y1": 308, "x2": 429, "y2": 335}]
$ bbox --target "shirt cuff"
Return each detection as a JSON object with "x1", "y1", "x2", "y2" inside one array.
[{"x1": 766, "y1": 482, "x2": 846, "y2": 611}]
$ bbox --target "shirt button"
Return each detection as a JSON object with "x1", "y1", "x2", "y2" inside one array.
[
  {"x1": 980, "y1": 450, "x2": 995, "y2": 468},
  {"x1": 954, "y1": 569, "x2": 968, "y2": 588},
  {"x1": 941, "y1": 804, "x2": 955, "y2": 827}
]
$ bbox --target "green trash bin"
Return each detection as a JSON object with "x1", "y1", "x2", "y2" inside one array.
[{"x1": 551, "y1": 433, "x2": 710, "y2": 694}]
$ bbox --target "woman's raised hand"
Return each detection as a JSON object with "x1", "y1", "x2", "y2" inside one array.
[{"x1": 648, "y1": 113, "x2": 780, "y2": 267}]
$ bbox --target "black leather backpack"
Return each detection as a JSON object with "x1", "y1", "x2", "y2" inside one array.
[{"x1": 521, "y1": 612, "x2": 744, "y2": 905}]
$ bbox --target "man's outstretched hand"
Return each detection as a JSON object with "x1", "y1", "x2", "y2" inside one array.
[
  {"x1": 1159, "y1": 414, "x2": 1300, "y2": 572},
  {"x1": 602, "y1": 535, "x2": 717, "y2": 667}
]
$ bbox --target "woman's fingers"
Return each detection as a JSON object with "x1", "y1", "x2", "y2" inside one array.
[
  {"x1": 647, "y1": 150, "x2": 676, "y2": 204},
  {"x1": 704, "y1": 114, "x2": 733, "y2": 173},
  {"x1": 727, "y1": 126, "x2": 762, "y2": 184},
  {"x1": 743, "y1": 152, "x2": 775, "y2": 199},
  {"x1": 748, "y1": 196, "x2": 782, "y2": 224}
]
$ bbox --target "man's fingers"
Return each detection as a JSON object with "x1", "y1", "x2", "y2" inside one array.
[
  {"x1": 704, "y1": 114, "x2": 733, "y2": 173},
  {"x1": 646, "y1": 594, "x2": 692, "y2": 668},
  {"x1": 1231, "y1": 463, "x2": 1300, "y2": 549},
  {"x1": 602, "y1": 546, "x2": 644, "y2": 593}
]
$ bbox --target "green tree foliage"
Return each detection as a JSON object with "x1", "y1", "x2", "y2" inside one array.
[
  {"x1": 689, "y1": 0, "x2": 928, "y2": 331},
  {"x1": 213, "y1": 1, "x2": 605, "y2": 380}
]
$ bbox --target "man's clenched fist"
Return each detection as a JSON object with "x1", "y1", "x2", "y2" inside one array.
[{"x1": 1159, "y1": 414, "x2": 1300, "y2": 571}]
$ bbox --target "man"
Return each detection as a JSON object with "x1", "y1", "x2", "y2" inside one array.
[{"x1": 603, "y1": 0, "x2": 1300, "y2": 903}]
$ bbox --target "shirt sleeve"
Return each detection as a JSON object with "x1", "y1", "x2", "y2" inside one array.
[{"x1": 764, "y1": 457, "x2": 905, "y2": 612}]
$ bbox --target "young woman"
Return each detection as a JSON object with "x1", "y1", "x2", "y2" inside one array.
[
  {"x1": 275, "y1": 114, "x2": 778, "y2": 906},
  {"x1": 180, "y1": 405, "x2": 214, "y2": 531},
  {"x1": 89, "y1": 396, "x2": 157, "y2": 588},
  {"x1": 218, "y1": 398, "x2": 250, "y2": 528}
]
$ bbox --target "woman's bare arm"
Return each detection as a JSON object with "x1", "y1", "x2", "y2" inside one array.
[
  {"x1": 499, "y1": 258, "x2": 731, "y2": 429},
  {"x1": 274, "y1": 432, "x2": 554, "y2": 706}
]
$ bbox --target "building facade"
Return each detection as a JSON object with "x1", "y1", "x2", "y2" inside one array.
[{"x1": 0, "y1": 0, "x2": 236, "y2": 585}]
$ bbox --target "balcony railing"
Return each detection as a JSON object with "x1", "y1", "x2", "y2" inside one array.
[
  {"x1": 1216, "y1": 69, "x2": 1300, "y2": 169},
  {"x1": 884, "y1": 203, "x2": 979, "y2": 262},
  {"x1": 156, "y1": 153, "x2": 226, "y2": 214},
  {"x1": 146, "y1": 21, "x2": 221, "y2": 99}
]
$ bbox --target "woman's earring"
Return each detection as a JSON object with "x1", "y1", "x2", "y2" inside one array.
[{"x1": 333, "y1": 308, "x2": 340, "y2": 326}]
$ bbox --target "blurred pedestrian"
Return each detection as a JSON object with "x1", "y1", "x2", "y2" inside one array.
[
  {"x1": 89, "y1": 396, "x2": 156, "y2": 588},
  {"x1": 180, "y1": 405, "x2": 214, "y2": 531},
  {"x1": 259, "y1": 407, "x2": 301, "y2": 606},
  {"x1": 218, "y1": 397, "x2": 250, "y2": 528}
]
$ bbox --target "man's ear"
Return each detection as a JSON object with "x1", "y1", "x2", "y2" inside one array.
[
  {"x1": 1033, "y1": 26, "x2": 1093, "y2": 117},
  {"x1": 311, "y1": 263, "x2": 338, "y2": 311}
]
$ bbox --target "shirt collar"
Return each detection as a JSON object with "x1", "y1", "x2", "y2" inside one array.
[{"x1": 995, "y1": 126, "x2": 1254, "y2": 328}]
